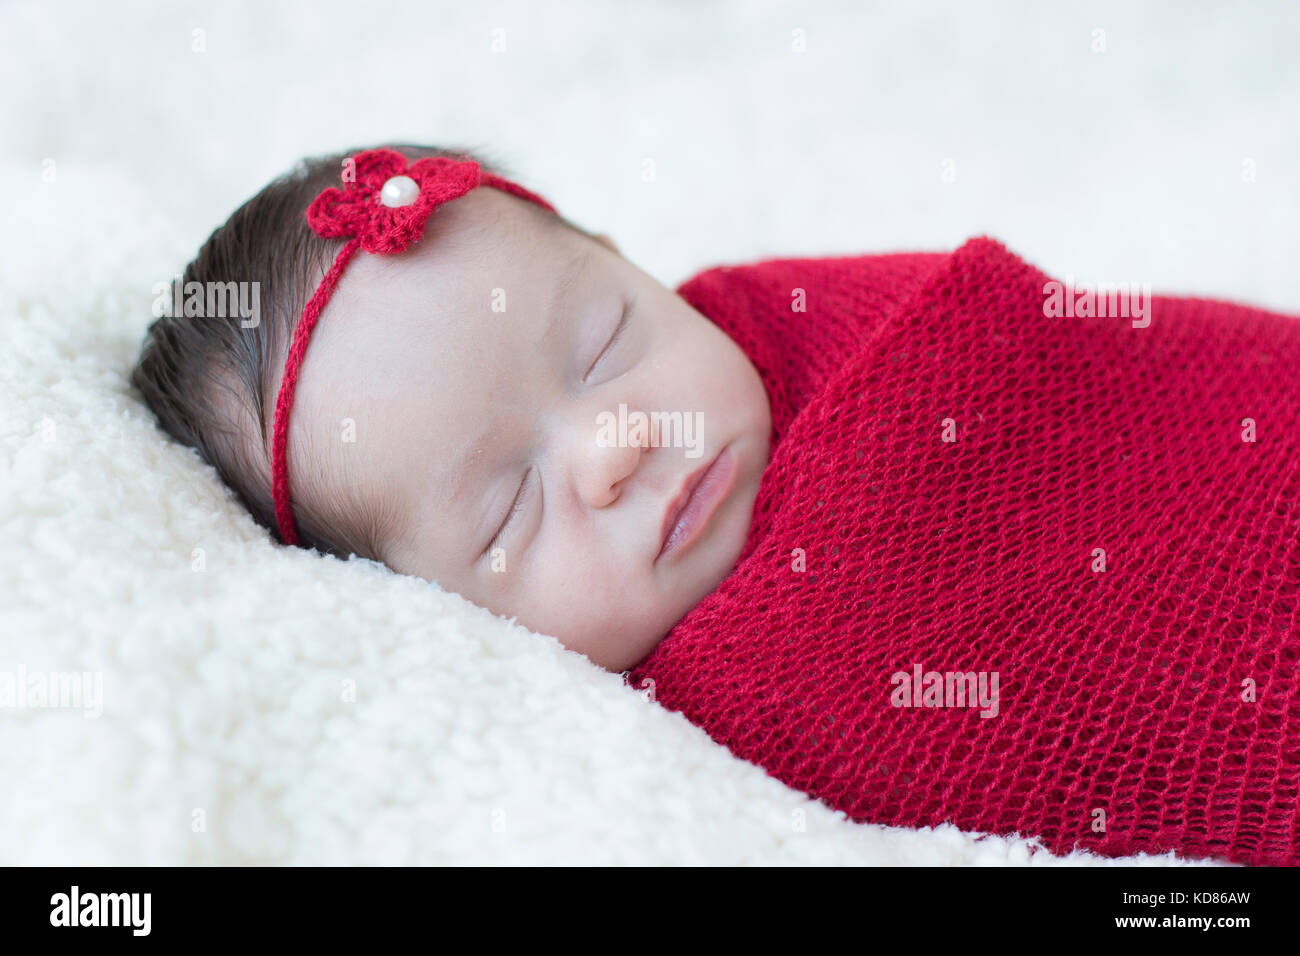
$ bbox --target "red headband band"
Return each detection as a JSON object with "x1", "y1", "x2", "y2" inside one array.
[{"x1": 271, "y1": 148, "x2": 558, "y2": 546}]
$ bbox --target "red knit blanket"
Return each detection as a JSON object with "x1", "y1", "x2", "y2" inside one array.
[{"x1": 628, "y1": 236, "x2": 1300, "y2": 865}]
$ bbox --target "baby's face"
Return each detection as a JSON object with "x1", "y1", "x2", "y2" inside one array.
[{"x1": 285, "y1": 188, "x2": 770, "y2": 671}]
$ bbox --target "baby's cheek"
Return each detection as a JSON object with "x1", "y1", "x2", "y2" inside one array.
[
  {"x1": 562, "y1": 563, "x2": 668, "y2": 668},
  {"x1": 521, "y1": 545, "x2": 618, "y2": 626}
]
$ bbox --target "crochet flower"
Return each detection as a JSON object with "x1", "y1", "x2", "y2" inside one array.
[{"x1": 306, "y1": 148, "x2": 483, "y2": 254}]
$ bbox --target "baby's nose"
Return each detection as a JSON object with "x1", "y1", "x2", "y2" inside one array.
[{"x1": 577, "y1": 408, "x2": 650, "y2": 508}]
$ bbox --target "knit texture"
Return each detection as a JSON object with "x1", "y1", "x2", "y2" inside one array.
[{"x1": 628, "y1": 236, "x2": 1300, "y2": 865}]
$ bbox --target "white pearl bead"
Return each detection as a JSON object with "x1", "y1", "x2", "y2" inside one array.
[{"x1": 379, "y1": 175, "x2": 419, "y2": 208}]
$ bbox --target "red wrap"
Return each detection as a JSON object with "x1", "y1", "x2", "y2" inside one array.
[{"x1": 629, "y1": 236, "x2": 1300, "y2": 865}]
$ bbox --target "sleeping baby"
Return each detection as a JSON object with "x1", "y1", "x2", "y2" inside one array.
[
  {"x1": 132, "y1": 143, "x2": 1300, "y2": 867},
  {"x1": 133, "y1": 144, "x2": 772, "y2": 673}
]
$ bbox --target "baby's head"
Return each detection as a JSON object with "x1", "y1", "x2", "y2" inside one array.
[{"x1": 131, "y1": 144, "x2": 770, "y2": 671}]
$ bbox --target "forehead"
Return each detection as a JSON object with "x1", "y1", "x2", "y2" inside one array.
[
  {"x1": 284, "y1": 188, "x2": 591, "y2": 557},
  {"x1": 307, "y1": 188, "x2": 588, "y2": 398}
]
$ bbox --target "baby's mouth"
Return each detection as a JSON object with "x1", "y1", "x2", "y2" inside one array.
[{"x1": 655, "y1": 444, "x2": 737, "y2": 563}]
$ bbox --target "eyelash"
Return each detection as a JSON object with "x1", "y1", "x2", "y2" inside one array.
[
  {"x1": 485, "y1": 467, "x2": 532, "y2": 555},
  {"x1": 483, "y1": 298, "x2": 634, "y2": 559},
  {"x1": 582, "y1": 299, "x2": 631, "y2": 382}
]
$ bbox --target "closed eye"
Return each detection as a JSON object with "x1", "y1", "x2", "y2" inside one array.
[
  {"x1": 582, "y1": 299, "x2": 631, "y2": 382},
  {"x1": 483, "y1": 467, "x2": 532, "y2": 557}
]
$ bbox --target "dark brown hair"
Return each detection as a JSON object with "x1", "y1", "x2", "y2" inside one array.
[{"x1": 130, "y1": 142, "x2": 588, "y2": 565}]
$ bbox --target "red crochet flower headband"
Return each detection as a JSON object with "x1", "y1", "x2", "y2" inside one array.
[{"x1": 271, "y1": 148, "x2": 558, "y2": 546}]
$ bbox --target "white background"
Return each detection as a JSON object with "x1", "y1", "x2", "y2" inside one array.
[{"x1": 4, "y1": 0, "x2": 1298, "y2": 312}]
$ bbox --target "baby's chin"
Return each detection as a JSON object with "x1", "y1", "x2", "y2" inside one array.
[
  {"x1": 583, "y1": 577, "x2": 716, "y2": 672},
  {"x1": 568, "y1": 555, "x2": 747, "y2": 673},
  {"x1": 611, "y1": 474, "x2": 761, "y2": 670}
]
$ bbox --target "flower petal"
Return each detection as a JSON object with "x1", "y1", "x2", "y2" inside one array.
[{"x1": 349, "y1": 148, "x2": 408, "y2": 189}]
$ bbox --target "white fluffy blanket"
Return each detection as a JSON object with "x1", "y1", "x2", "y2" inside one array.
[{"x1": 7, "y1": 0, "x2": 1289, "y2": 866}]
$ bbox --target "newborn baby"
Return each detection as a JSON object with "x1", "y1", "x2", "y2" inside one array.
[
  {"x1": 134, "y1": 141, "x2": 1300, "y2": 867},
  {"x1": 132, "y1": 143, "x2": 771, "y2": 672}
]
